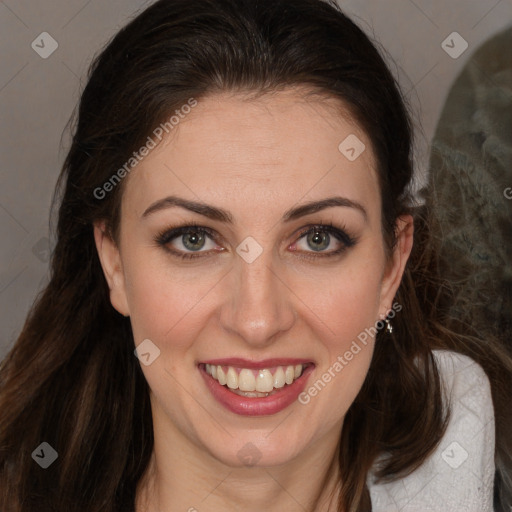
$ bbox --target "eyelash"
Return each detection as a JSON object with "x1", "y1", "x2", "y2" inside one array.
[{"x1": 154, "y1": 221, "x2": 358, "y2": 261}]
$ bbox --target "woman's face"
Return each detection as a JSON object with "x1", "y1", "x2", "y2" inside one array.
[{"x1": 95, "y1": 89, "x2": 413, "y2": 469}]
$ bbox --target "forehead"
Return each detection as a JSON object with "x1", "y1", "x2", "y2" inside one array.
[{"x1": 122, "y1": 89, "x2": 380, "y2": 223}]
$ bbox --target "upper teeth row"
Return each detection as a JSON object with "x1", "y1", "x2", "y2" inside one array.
[{"x1": 205, "y1": 364, "x2": 304, "y2": 392}]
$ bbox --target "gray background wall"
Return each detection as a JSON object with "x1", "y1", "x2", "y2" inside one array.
[{"x1": 1, "y1": 0, "x2": 511, "y2": 359}]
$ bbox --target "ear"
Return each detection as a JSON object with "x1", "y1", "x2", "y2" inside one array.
[
  {"x1": 378, "y1": 214, "x2": 414, "y2": 318},
  {"x1": 93, "y1": 220, "x2": 130, "y2": 317}
]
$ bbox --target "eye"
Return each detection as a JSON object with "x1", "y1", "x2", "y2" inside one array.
[
  {"x1": 154, "y1": 223, "x2": 222, "y2": 260},
  {"x1": 290, "y1": 223, "x2": 357, "y2": 258},
  {"x1": 155, "y1": 221, "x2": 357, "y2": 261}
]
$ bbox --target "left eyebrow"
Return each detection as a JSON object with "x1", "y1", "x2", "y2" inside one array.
[{"x1": 282, "y1": 196, "x2": 368, "y2": 223}]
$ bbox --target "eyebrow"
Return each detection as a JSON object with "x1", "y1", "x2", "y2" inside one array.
[{"x1": 141, "y1": 195, "x2": 368, "y2": 223}]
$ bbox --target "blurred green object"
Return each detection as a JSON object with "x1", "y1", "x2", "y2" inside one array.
[{"x1": 427, "y1": 26, "x2": 512, "y2": 346}]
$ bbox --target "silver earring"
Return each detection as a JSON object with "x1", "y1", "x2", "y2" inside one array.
[{"x1": 385, "y1": 318, "x2": 393, "y2": 334}]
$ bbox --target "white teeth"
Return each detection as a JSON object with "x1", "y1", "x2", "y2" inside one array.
[
  {"x1": 226, "y1": 367, "x2": 238, "y2": 389},
  {"x1": 255, "y1": 369, "x2": 274, "y2": 393},
  {"x1": 273, "y1": 367, "x2": 285, "y2": 389},
  {"x1": 205, "y1": 363, "x2": 307, "y2": 393},
  {"x1": 217, "y1": 366, "x2": 227, "y2": 385},
  {"x1": 231, "y1": 389, "x2": 271, "y2": 398},
  {"x1": 238, "y1": 369, "x2": 256, "y2": 392}
]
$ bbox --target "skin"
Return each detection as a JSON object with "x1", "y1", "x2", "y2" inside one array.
[{"x1": 94, "y1": 88, "x2": 414, "y2": 511}]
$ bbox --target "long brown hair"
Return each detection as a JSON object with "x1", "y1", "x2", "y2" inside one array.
[{"x1": 1, "y1": 0, "x2": 510, "y2": 510}]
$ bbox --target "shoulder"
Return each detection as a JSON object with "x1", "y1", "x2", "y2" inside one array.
[
  {"x1": 432, "y1": 349, "x2": 492, "y2": 396},
  {"x1": 367, "y1": 349, "x2": 495, "y2": 512}
]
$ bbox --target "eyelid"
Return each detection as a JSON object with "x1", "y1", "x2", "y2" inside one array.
[
  {"x1": 289, "y1": 222, "x2": 357, "y2": 259},
  {"x1": 154, "y1": 223, "x2": 222, "y2": 259},
  {"x1": 294, "y1": 222, "x2": 356, "y2": 246},
  {"x1": 155, "y1": 222, "x2": 216, "y2": 241}
]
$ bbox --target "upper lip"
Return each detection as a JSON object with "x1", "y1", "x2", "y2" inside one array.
[{"x1": 200, "y1": 358, "x2": 314, "y2": 369}]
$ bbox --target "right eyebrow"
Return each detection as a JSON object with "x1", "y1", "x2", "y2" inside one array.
[{"x1": 142, "y1": 195, "x2": 233, "y2": 223}]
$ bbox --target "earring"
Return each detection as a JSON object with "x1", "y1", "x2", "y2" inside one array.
[{"x1": 385, "y1": 318, "x2": 393, "y2": 334}]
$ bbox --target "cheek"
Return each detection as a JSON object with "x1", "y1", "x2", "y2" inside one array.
[
  {"x1": 123, "y1": 255, "x2": 219, "y2": 413},
  {"x1": 295, "y1": 252, "x2": 383, "y2": 414},
  {"x1": 122, "y1": 250, "x2": 217, "y2": 352},
  {"x1": 323, "y1": 274, "x2": 381, "y2": 329},
  {"x1": 299, "y1": 282, "x2": 378, "y2": 425},
  {"x1": 313, "y1": 274, "x2": 380, "y2": 363},
  {"x1": 298, "y1": 249, "x2": 384, "y2": 345}
]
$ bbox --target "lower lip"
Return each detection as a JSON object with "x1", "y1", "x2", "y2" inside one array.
[{"x1": 199, "y1": 364, "x2": 315, "y2": 416}]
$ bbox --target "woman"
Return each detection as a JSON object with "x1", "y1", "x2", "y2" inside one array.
[{"x1": 0, "y1": 0, "x2": 510, "y2": 510}]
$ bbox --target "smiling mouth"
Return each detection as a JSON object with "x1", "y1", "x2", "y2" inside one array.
[{"x1": 201, "y1": 363, "x2": 314, "y2": 397}]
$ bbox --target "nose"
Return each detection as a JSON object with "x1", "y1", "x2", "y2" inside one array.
[{"x1": 219, "y1": 251, "x2": 297, "y2": 348}]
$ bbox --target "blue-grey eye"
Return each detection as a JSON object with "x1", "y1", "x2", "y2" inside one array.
[
  {"x1": 307, "y1": 230, "x2": 331, "y2": 252},
  {"x1": 156, "y1": 226, "x2": 218, "y2": 255},
  {"x1": 293, "y1": 224, "x2": 356, "y2": 257},
  {"x1": 181, "y1": 231, "x2": 207, "y2": 251}
]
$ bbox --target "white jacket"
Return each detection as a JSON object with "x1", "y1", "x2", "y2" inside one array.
[{"x1": 367, "y1": 350, "x2": 495, "y2": 512}]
